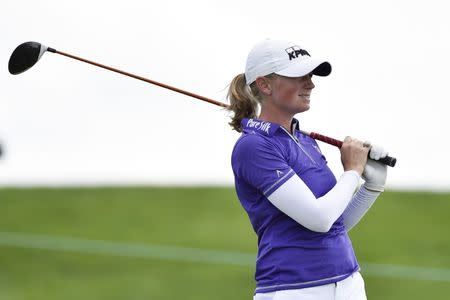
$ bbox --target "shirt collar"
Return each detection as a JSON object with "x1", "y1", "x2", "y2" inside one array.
[
  {"x1": 291, "y1": 118, "x2": 300, "y2": 132},
  {"x1": 241, "y1": 118, "x2": 300, "y2": 136}
]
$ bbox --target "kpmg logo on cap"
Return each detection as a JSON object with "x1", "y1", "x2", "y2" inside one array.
[{"x1": 285, "y1": 46, "x2": 310, "y2": 60}]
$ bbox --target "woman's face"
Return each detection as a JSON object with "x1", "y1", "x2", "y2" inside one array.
[{"x1": 269, "y1": 74, "x2": 315, "y2": 114}]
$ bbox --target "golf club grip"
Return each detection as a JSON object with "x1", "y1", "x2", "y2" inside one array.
[{"x1": 309, "y1": 132, "x2": 397, "y2": 167}]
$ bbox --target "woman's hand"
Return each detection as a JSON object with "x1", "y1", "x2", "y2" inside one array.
[
  {"x1": 340, "y1": 136, "x2": 370, "y2": 175},
  {"x1": 362, "y1": 144, "x2": 388, "y2": 192}
]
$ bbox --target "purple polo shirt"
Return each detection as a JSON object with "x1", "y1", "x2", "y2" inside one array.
[{"x1": 231, "y1": 118, "x2": 359, "y2": 294}]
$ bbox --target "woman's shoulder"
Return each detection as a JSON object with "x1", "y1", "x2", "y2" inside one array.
[
  {"x1": 232, "y1": 133, "x2": 286, "y2": 164},
  {"x1": 233, "y1": 132, "x2": 274, "y2": 152}
]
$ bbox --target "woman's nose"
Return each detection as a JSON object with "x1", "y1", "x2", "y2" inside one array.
[{"x1": 307, "y1": 76, "x2": 315, "y2": 89}]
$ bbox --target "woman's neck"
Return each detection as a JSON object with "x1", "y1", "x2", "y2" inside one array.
[{"x1": 258, "y1": 109, "x2": 294, "y2": 134}]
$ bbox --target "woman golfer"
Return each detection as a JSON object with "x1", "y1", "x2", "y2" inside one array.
[{"x1": 227, "y1": 39, "x2": 388, "y2": 300}]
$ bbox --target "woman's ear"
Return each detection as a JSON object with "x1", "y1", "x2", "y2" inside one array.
[{"x1": 255, "y1": 77, "x2": 272, "y2": 96}]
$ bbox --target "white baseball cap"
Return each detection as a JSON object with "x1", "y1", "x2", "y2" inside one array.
[{"x1": 244, "y1": 39, "x2": 332, "y2": 85}]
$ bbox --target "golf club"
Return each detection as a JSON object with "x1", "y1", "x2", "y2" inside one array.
[{"x1": 8, "y1": 41, "x2": 397, "y2": 167}]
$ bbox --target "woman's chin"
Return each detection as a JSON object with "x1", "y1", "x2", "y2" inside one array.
[{"x1": 298, "y1": 103, "x2": 310, "y2": 113}]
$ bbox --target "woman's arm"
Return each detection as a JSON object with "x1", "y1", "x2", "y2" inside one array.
[
  {"x1": 268, "y1": 170, "x2": 360, "y2": 233},
  {"x1": 342, "y1": 185, "x2": 381, "y2": 231},
  {"x1": 342, "y1": 144, "x2": 388, "y2": 230}
]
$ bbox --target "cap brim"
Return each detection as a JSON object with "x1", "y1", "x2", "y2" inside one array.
[{"x1": 275, "y1": 58, "x2": 332, "y2": 78}]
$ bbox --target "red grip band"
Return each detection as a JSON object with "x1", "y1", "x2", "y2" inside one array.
[{"x1": 309, "y1": 132, "x2": 343, "y2": 148}]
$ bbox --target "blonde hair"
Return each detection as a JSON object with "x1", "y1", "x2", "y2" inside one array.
[{"x1": 226, "y1": 73, "x2": 275, "y2": 132}]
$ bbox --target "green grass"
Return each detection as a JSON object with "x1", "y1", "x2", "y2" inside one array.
[{"x1": 0, "y1": 187, "x2": 449, "y2": 299}]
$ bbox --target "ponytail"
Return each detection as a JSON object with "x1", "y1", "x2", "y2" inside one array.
[{"x1": 226, "y1": 73, "x2": 259, "y2": 132}]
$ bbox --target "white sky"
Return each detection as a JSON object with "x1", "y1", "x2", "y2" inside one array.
[{"x1": 1, "y1": 0, "x2": 449, "y2": 190}]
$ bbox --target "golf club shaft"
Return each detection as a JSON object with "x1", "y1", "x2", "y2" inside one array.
[
  {"x1": 48, "y1": 47, "x2": 396, "y2": 167},
  {"x1": 49, "y1": 48, "x2": 228, "y2": 108}
]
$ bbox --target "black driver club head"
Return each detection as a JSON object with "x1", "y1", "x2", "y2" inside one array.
[{"x1": 8, "y1": 42, "x2": 50, "y2": 75}]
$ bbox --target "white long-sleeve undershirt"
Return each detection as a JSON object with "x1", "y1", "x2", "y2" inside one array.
[
  {"x1": 267, "y1": 171, "x2": 380, "y2": 233},
  {"x1": 342, "y1": 185, "x2": 381, "y2": 231}
]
